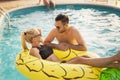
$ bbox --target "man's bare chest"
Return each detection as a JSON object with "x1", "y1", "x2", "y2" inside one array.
[{"x1": 56, "y1": 34, "x2": 74, "y2": 42}]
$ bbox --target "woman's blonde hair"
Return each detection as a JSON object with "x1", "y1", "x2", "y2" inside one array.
[{"x1": 21, "y1": 28, "x2": 41, "y2": 50}]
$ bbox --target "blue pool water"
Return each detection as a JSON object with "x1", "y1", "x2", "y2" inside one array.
[{"x1": 0, "y1": 4, "x2": 120, "y2": 80}]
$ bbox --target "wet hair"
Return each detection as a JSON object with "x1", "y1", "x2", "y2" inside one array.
[
  {"x1": 24, "y1": 29, "x2": 38, "y2": 43},
  {"x1": 21, "y1": 28, "x2": 41, "y2": 50},
  {"x1": 55, "y1": 14, "x2": 69, "y2": 25}
]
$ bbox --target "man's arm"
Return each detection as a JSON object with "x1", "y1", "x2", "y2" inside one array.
[
  {"x1": 44, "y1": 29, "x2": 69, "y2": 50},
  {"x1": 44, "y1": 29, "x2": 58, "y2": 48},
  {"x1": 64, "y1": 43, "x2": 87, "y2": 51},
  {"x1": 68, "y1": 27, "x2": 87, "y2": 51}
]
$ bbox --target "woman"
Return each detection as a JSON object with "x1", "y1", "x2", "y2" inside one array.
[{"x1": 21, "y1": 28, "x2": 120, "y2": 69}]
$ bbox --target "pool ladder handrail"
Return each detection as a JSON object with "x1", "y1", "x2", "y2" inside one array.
[{"x1": 0, "y1": 6, "x2": 11, "y2": 29}]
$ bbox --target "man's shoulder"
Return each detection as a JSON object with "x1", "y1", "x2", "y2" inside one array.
[
  {"x1": 50, "y1": 28, "x2": 58, "y2": 34},
  {"x1": 70, "y1": 26, "x2": 78, "y2": 31},
  {"x1": 51, "y1": 28, "x2": 57, "y2": 32}
]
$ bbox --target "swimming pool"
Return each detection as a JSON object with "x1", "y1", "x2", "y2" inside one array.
[{"x1": 0, "y1": 4, "x2": 120, "y2": 80}]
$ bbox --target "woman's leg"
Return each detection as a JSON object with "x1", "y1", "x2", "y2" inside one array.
[
  {"x1": 67, "y1": 51, "x2": 120, "y2": 68},
  {"x1": 43, "y1": 0, "x2": 50, "y2": 10},
  {"x1": 39, "y1": 0, "x2": 41, "y2": 4},
  {"x1": 50, "y1": 0, "x2": 55, "y2": 10}
]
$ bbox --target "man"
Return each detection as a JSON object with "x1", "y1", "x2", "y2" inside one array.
[{"x1": 44, "y1": 14, "x2": 87, "y2": 51}]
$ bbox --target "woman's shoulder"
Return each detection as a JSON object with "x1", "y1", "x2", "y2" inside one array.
[{"x1": 30, "y1": 48, "x2": 39, "y2": 54}]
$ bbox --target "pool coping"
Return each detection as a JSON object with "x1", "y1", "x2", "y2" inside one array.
[{"x1": 5, "y1": 3, "x2": 120, "y2": 14}]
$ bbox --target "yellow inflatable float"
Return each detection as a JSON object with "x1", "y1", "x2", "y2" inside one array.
[{"x1": 15, "y1": 49, "x2": 103, "y2": 80}]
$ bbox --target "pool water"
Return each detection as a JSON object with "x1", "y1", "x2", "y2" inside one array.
[{"x1": 0, "y1": 4, "x2": 120, "y2": 80}]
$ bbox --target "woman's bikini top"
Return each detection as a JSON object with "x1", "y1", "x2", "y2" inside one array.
[{"x1": 32, "y1": 45, "x2": 53, "y2": 59}]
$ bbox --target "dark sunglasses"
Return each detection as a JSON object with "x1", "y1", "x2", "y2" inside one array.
[
  {"x1": 24, "y1": 32, "x2": 41, "y2": 38},
  {"x1": 33, "y1": 34, "x2": 41, "y2": 38},
  {"x1": 56, "y1": 26, "x2": 60, "y2": 29}
]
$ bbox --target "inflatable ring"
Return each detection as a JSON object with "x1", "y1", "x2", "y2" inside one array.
[{"x1": 15, "y1": 49, "x2": 103, "y2": 80}]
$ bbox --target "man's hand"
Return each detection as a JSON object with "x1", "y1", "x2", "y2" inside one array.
[{"x1": 57, "y1": 42, "x2": 69, "y2": 51}]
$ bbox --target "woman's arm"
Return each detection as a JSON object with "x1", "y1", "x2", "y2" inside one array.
[{"x1": 29, "y1": 48, "x2": 42, "y2": 59}]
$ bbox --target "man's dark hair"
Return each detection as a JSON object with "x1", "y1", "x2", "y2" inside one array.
[{"x1": 55, "y1": 14, "x2": 69, "y2": 24}]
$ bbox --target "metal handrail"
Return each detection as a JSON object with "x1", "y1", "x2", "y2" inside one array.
[{"x1": 0, "y1": 6, "x2": 11, "y2": 29}]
